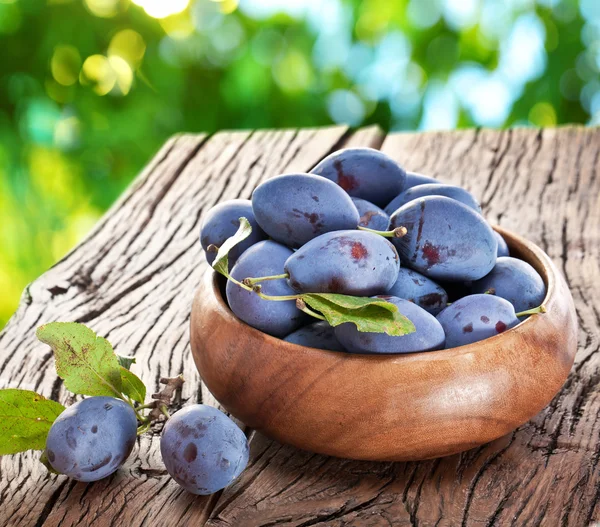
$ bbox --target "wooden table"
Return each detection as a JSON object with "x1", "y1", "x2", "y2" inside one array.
[{"x1": 1, "y1": 126, "x2": 598, "y2": 526}]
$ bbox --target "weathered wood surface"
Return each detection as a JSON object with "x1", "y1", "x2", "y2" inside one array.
[{"x1": 0, "y1": 126, "x2": 598, "y2": 526}]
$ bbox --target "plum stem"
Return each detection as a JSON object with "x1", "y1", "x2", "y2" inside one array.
[
  {"x1": 296, "y1": 298, "x2": 326, "y2": 320},
  {"x1": 515, "y1": 305, "x2": 547, "y2": 317},
  {"x1": 225, "y1": 274, "x2": 255, "y2": 293},
  {"x1": 252, "y1": 284, "x2": 303, "y2": 301},
  {"x1": 358, "y1": 225, "x2": 408, "y2": 238},
  {"x1": 243, "y1": 273, "x2": 289, "y2": 286}
]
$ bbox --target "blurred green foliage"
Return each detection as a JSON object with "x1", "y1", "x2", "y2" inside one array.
[{"x1": 0, "y1": 0, "x2": 598, "y2": 328}]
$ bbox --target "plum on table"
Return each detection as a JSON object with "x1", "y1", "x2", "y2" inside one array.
[
  {"x1": 45, "y1": 396, "x2": 137, "y2": 482},
  {"x1": 160, "y1": 405, "x2": 249, "y2": 495}
]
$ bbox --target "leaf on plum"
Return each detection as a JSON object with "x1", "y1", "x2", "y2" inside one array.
[
  {"x1": 302, "y1": 294, "x2": 416, "y2": 336},
  {"x1": 36, "y1": 322, "x2": 123, "y2": 398},
  {"x1": 117, "y1": 355, "x2": 136, "y2": 370},
  {"x1": 0, "y1": 389, "x2": 65, "y2": 455},
  {"x1": 120, "y1": 367, "x2": 146, "y2": 404},
  {"x1": 211, "y1": 217, "x2": 252, "y2": 276}
]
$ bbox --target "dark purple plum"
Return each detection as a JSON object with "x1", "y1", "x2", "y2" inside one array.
[
  {"x1": 351, "y1": 197, "x2": 390, "y2": 231},
  {"x1": 283, "y1": 321, "x2": 346, "y2": 351},
  {"x1": 387, "y1": 268, "x2": 448, "y2": 316},
  {"x1": 436, "y1": 294, "x2": 519, "y2": 348},
  {"x1": 334, "y1": 296, "x2": 445, "y2": 354},
  {"x1": 389, "y1": 196, "x2": 497, "y2": 281},
  {"x1": 404, "y1": 172, "x2": 440, "y2": 189},
  {"x1": 310, "y1": 148, "x2": 406, "y2": 207},
  {"x1": 384, "y1": 183, "x2": 481, "y2": 216},
  {"x1": 494, "y1": 231, "x2": 510, "y2": 257},
  {"x1": 160, "y1": 405, "x2": 249, "y2": 495},
  {"x1": 45, "y1": 397, "x2": 137, "y2": 482},
  {"x1": 200, "y1": 199, "x2": 266, "y2": 268},
  {"x1": 284, "y1": 230, "x2": 399, "y2": 296},
  {"x1": 227, "y1": 241, "x2": 305, "y2": 337},
  {"x1": 471, "y1": 256, "x2": 546, "y2": 312},
  {"x1": 251, "y1": 173, "x2": 359, "y2": 248}
]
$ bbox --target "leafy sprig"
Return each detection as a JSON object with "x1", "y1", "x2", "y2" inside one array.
[
  {"x1": 0, "y1": 323, "x2": 183, "y2": 460},
  {"x1": 211, "y1": 217, "x2": 416, "y2": 337}
]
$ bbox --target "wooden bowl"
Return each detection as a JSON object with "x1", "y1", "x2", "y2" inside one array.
[{"x1": 190, "y1": 227, "x2": 577, "y2": 462}]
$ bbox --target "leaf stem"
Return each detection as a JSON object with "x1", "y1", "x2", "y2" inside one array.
[
  {"x1": 515, "y1": 305, "x2": 547, "y2": 317},
  {"x1": 136, "y1": 421, "x2": 152, "y2": 436},
  {"x1": 296, "y1": 299, "x2": 326, "y2": 321},
  {"x1": 243, "y1": 273, "x2": 289, "y2": 286},
  {"x1": 358, "y1": 225, "x2": 408, "y2": 238}
]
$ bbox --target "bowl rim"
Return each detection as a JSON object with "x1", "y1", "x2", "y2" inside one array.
[{"x1": 207, "y1": 225, "x2": 555, "y2": 364}]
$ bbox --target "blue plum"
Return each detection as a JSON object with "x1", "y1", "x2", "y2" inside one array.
[
  {"x1": 334, "y1": 296, "x2": 446, "y2": 354},
  {"x1": 494, "y1": 231, "x2": 510, "y2": 257},
  {"x1": 310, "y1": 148, "x2": 406, "y2": 207},
  {"x1": 283, "y1": 321, "x2": 346, "y2": 351},
  {"x1": 227, "y1": 241, "x2": 306, "y2": 337},
  {"x1": 352, "y1": 197, "x2": 390, "y2": 231},
  {"x1": 284, "y1": 230, "x2": 400, "y2": 296},
  {"x1": 251, "y1": 173, "x2": 360, "y2": 248},
  {"x1": 45, "y1": 397, "x2": 137, "y2": 482},
  {"x1": 200, "y1": 199, "x2": 266, "y2": 268},
  {"x1": 387, "y1": 268, "x2": 449, "y2": 316},
  {"x1": 404, "y1": 172, "x2": 440, "y2": 189},
  {"x1": 437, "y1": 294, "x2": 519, "y2": 348},
  {"x1": 160, "y1": 405, "x2": 249, "y2": 495},
  {"x1": 471, "y1": 256, "x2": 546, "y2": 312},
  {"x1": 389, "y1": 196, "x2": 497, "y2": 281},
  {"x1": 384, "y1": 183, "x2": 482, "y2": 216}
]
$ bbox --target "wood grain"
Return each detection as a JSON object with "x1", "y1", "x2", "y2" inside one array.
[{"x1": 0, "y1": 126, "x2": 598, "y2": 526}]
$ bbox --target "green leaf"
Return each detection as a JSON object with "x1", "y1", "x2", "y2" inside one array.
[
  {"x1": 120, "y1": 367, "x2": 146, "y2": 404},
  {"x1": 36, "y1": 322, "x2": 123, "y2": 398},
  {"x1": 211, "y1": 217, "x2": 252, "y2": 276},
  {"x1": 118, "y1": 355, "x2": 136, "y2": 370},
  {"x1": 302, "y1": 294, "x2": 416, "y2": 336},
  {"x1": 0, "y1": 389, "x2": 65, "y2": 455}
]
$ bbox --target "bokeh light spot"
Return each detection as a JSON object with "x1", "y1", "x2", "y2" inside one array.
[
  {"x1": 131, "y1": 0, "x2": 189, "y2": 19},
  {"x1": 327, "y1": 90, "x2": 365, "y2": 126},
  {"x1": 81, "y1": 55, "x2": 116, "y2": 95},
  {"x1": 54, "y1": 116, "x2": 81, "y2": 150},
  {"x1": 159, "y1": 11, "x2": 195, "y2": 39},
  {"x1": 80, "y1": 54, "x2": 133, "y2": 96},
  {"x1": 407, "y1": 0, "x2": 441, "y2": 29},
  {"x1": 108, "y1": 29, "x2": 146, "y2": 68},
  {"x1": 84, "y1": 0, "x2": 121, "y2": 18},
  {"x1": 529, "y1": 102, "x2": 557, "y2": 126},
  {"x1": 20, "y1": 99, "x2": 61, "y2": 145},
  {"x1": 214, "y1": 0, "x2": 239, "y2": 15},
  {"x1": 51, "y1": 45, "x2": 81, "y2": 86},
  {"x1": 273, "y1": 49, "x2": 313, "y2": 93}
]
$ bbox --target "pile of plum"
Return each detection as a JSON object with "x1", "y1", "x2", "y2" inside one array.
[{"x1": 200, "y1": 148, "x2": 546, "y2": 353}]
